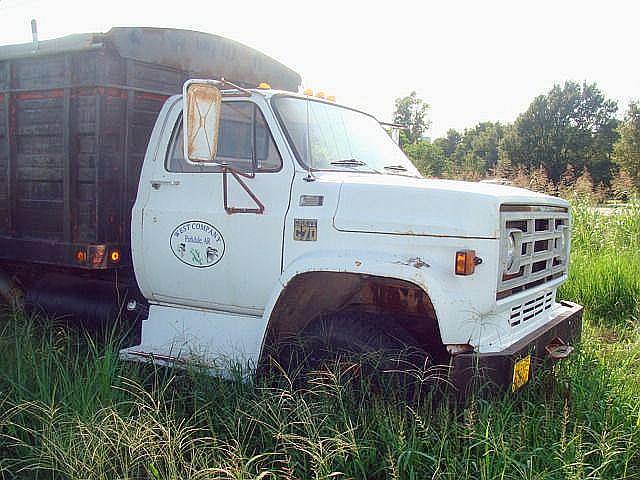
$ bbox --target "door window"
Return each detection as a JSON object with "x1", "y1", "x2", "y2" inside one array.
[{"x1": 167, "y1": 102, "x2": 282, "y2": 173}]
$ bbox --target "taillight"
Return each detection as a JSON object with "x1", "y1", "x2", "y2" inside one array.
[
  {"x1": 109, "y1": 249, "x2": 121, "y2": 263},
  {"x1": 75, "y1": 245, "x2": 113, "y2": 268},
  {"x1": 75, "y1": 249, "x2": 87, "y2": 264}
]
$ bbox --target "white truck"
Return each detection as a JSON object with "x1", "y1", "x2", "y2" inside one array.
[{"x1": 0, "y1": 28, "x2": 582, "y2": 394}]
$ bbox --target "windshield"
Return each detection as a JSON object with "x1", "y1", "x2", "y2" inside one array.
[{"x1": 272, "y1": 96, "x2": 420, "y2": 176}]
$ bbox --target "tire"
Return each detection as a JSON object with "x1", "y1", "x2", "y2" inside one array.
[{"x1": 286, "y1": 310, "x2": 433, "y2": 395}]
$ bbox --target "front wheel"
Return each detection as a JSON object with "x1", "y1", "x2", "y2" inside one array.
[{"x1": 284, "y1": 310, "x2": 436, "y2": 395}]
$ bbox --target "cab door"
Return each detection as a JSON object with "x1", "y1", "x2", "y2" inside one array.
[{"x1": 138, "y1": 95, "x2": 293, "y2": 314}]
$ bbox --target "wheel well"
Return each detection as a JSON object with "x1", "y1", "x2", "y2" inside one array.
[{"x1": 261, "y1": 271, "x2": 449, "y2": 363}]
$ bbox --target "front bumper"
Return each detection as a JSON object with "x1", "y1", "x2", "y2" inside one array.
[{"x1": 451, "y1": 300, "x2": 583, "y2": 395}]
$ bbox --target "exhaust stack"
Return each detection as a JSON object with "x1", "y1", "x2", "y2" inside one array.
[{"x1": 31, "y1": 19, "x2": 39, "y2": 51}]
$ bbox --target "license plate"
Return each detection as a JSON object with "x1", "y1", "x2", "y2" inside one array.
[{"x1": 512, "y1": 354, "x2": 532, "y2": 392}]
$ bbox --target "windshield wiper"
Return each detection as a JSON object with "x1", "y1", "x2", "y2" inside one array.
[
  {"x1": 383, "y1": 164, "x2": 408, "y2": 171},
  {"x1": 328, "y1": 158, "x2": 383, "y2": 174},
  {"x1": 330, "y1": 158, "x2": 367, "y2": 166}
]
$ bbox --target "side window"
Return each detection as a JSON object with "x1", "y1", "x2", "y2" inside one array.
[{"x1": 167, "y1": 102, "x2": 282, "y2": 173}]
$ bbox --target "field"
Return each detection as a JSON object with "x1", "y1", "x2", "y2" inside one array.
[{"x1": 1, "y1": 199, "x2": 639, "y2": 479}]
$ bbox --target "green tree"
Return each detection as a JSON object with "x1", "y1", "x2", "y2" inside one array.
[
  {"x1": 495, "y1": 125, "x2": 516, "y2": 178},
  {"x1": 612, "y1": 101, "x2": 640, "y2": 189},
  {"x1": 404, "y1": 141, "x2": 446, "y2": 177},
  {"x1": 432, "y1": 123, "x2": 506, "y2": 179},
  {"x1": 433, "y1": 129, "x2": 461, "y2": 158},
  {"x1": 433, "y1": 129, "x2": 461, "y2": 176},
  {"x1": 502, "y1": 81, "x2": 618, "y2": 184},
  {"x1": 393, "y1": 92, "x2": 431, "y2": 145},
  {"x1": 453, "y1": 122, "x2": 506, "y2": 177}
]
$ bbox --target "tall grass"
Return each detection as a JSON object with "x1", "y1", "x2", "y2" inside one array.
[
  {"x1": 569, "y1": 199, "x2": 640, "y2": 256},
  {"x1": 560, "y1": 198, "x2": 640, "y2": 324},
  {"x1": 0, "y1": 200, "x2": 639, "y2": 479}
]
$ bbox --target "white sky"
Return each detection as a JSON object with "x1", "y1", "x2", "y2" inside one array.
[{"x1": 1, "y1": 0, "x2": 638, "y2": 138}]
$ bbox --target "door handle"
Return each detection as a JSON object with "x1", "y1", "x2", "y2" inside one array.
[{"x1": 150, "y1": 179, "x2": 180, "y2": 189}]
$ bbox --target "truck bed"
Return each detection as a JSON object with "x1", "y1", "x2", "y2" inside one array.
[{"x1": 0, "y1": 28, "x2": 300, "y2": 269}]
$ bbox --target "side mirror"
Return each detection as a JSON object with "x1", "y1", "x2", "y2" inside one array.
[{"x1": 183, "y1": 80, "x2": 222, "y2": 163}]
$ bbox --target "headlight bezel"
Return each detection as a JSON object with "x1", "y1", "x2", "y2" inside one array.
[
  {"x1": 503, "y1": 229, "x2": 523, "y2": 275},
  {"x1": 505, "y1": 232, "x2": 516, "y2": 270}
]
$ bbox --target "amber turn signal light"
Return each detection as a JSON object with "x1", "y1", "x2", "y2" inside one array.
[
  {"x1": 455, "y1": 249, "x2": 480, "y2": 276},
  {"x1": 75, "y1": 249, "x2": 87, "y2": 264},
  {"x1": 110, "y1": 249, "x2": 121, "y2": 263}
]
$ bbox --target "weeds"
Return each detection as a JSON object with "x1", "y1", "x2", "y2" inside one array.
[
  {"x1": 560, "y1": 198, "x2": 640, "y2": 325},
  {"x1": 0, "y1": 200, "x2": 639, "y2": 479}
]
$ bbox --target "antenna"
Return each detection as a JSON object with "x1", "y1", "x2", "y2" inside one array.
[
  {"x1": 30, "y1": 19, "x2": 39, "y2": 51},
  {"x1": 303, "y1": 93, "x2": 315, "y2": 182}
]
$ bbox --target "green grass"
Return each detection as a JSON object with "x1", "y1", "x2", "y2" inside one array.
[
  {"x1": 559, "y1": 198, "x2": 640, "y2": 327},
  {"x1": 1, "y1": 200, "x2": 639, "y2": 479}
]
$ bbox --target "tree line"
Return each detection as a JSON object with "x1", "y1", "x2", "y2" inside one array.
[{"x1": 394, "y1": 81, "x2": 640, "y2": 200}]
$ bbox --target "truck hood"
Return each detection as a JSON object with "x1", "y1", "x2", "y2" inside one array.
[{"x1": 333, "y1": 174, "x2": 568, "y2": 238}]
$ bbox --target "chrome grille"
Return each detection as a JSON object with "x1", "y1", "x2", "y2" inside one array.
[
  {"x1": 498, "y1": 205, "x2": 570, "y2": 298},
  {"x1": 509, "y1": 290, "x2": 555, "y2": 327}
]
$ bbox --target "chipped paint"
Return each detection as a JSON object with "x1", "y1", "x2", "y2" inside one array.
[{"x1": 394, "y1": 256, "x2": 430, "y2": 269}]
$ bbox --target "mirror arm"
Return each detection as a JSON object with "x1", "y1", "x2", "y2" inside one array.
[
  {"x1": 216, "y1": 77, "x2": 253, "y2": 97},
  {"x1": 222, "y1": 166, "x2": 264, "y2": 215},
  {"x1": 251, "y1": 105, "x2": 257, "y2": 172}
]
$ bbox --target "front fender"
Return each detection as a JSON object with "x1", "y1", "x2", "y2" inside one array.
[{"x1": 261, "y1": 248, "x2": 485, "y2": 346}]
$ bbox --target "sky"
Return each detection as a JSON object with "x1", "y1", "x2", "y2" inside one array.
[{"x1": 0, "y1": 0, "x2": 638, "y2": 138}]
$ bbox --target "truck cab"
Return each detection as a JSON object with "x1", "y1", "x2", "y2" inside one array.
[{"x1": 123, "y1": 82, "x2": 583, "y2": 393}]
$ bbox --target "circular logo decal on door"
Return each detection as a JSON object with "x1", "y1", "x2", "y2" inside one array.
[{"x1": 170, "y1": 221, "x2": 225, "y2": 268}]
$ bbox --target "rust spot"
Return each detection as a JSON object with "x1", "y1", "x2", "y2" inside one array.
[
  {"x1": 16, "y1": 89, "x2": 64, "y2": 100},
  {"x1": 185, "y1": 83, "x2": 221, "y2": 162},
  {"x1": 137, "y1": 91, "x2": 170, "y2": 102},
  {"x1": 261, "y1": 272, "x2": 448, "y2": 364}
]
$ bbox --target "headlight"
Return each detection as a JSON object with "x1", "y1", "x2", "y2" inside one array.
[{"x1": 505, "y1": 232, "x2": 515, "y2": 270}]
